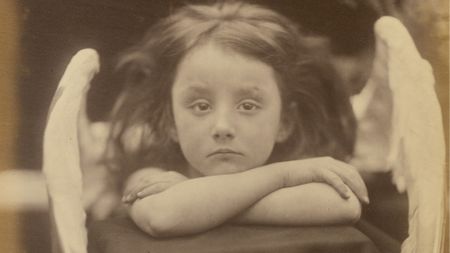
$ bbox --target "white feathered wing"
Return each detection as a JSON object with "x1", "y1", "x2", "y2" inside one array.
[
  {"x1": 43, "y1": 49, "x2": 100, "y2": 253},
  {"x1": 372, "y1": 17, "x2": 445, "y2": 253}
]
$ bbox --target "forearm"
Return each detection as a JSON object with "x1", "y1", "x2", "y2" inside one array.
[
  {"x1": 129, "y1": 164, "x2": 284, "y2": 237},
  {"x1": 233, "y1": 183, "x2": 361, "y2": 225}
]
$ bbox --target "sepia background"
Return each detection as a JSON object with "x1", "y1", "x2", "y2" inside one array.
[{"x1": 0, "y1": 0, "x2": 448, "y2": 253}]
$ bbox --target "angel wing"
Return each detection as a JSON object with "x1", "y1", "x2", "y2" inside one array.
[
  {"x1": 43, "y1": 49, "x2": 100, "y2": 253},
  {"x1": 355, "y1": 17, "x2": 446, "y2": 253},
  {"x1": 378, "y1": 17, "x2": 445, "y2": 253}
]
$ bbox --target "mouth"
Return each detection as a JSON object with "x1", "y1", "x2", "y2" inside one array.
[{"x1": 207, "y1": 148, "x2": 243, "y2": 157}]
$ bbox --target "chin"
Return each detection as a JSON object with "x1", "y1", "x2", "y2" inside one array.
[
  {"x1": 191, "y1": 159, "x2": 264, "y2": 176},
  {"x1": 207, "y1": 162, "x2": 253, "y2": 176}
]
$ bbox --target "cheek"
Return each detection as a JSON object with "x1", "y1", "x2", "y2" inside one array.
[
  {"x1": 260, "y1": 107, "x2": 283, "y2": 136},
  {"x1": 172, "y1": 111, "x2": 204, "y2": 145},
  {"x1": 172, "y1": 115, "x2": 202, "y2": 162},
  {"x1": 243, "y1": 111, "x2": 282, "y2": 150}
]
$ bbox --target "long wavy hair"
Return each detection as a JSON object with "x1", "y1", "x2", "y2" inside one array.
[{"x1": 107, "y1": 1, "x2": 356, "y2": 179}]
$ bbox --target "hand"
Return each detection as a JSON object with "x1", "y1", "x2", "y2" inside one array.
[
  {"x1": 122, "y1": 168, "x2": 188, "y2": 203},
  {"x1": 277, "y1": 157, "x2": 369, "y2": 204}
]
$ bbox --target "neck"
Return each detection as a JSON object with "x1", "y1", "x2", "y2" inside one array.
[{"x1": 185, "y1": 165, "x2": 203, "y2": 179}]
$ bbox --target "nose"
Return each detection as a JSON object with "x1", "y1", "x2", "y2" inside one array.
[{"x1": 211, "y1": 109, "x2": 235, "y2": 142}]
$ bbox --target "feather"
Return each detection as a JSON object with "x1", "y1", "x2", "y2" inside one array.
[
  {"x1": 43, "y1": 49, "x2": 99, "y2": 253},
  {"x1": 374, "y1": 17, "x2": 445, "y2": 253}
]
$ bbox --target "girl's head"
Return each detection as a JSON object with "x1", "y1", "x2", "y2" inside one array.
[{"x1": 109, "y1": 1, "x2": 356, "y2": 176}]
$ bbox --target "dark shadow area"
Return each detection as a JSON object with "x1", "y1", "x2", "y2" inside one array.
[
  {"x1": 20, "y1": 211, "x2": 51, "y2": 253},
  {"x1": 362, "y1": 172, "x2": 409, "y2": 242}
]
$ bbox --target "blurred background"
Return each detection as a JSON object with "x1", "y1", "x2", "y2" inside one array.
[{"x1": 0, "y1": 0, "x2": 447, "y2": 253}]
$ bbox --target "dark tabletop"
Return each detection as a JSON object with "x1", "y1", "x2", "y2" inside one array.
[{"x1": 88, "y1": 217, "x2": 380, "y2": 253}]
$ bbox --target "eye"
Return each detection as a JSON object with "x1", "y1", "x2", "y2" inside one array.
[
  {"x1": 237, "y1": 101, "x2": 260, "y2": 112},
  {"x1": 191, "y1": 101, "x2": 212, "y2": 114}
]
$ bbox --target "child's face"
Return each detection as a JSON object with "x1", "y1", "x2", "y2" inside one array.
[{"x1": 171, "y1": 43, "x2": 288, "y2": 177}]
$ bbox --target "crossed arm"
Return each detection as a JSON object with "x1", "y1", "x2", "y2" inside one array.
[{"x1": 124, "y1": 158, "x2": 368, "y2": 237}]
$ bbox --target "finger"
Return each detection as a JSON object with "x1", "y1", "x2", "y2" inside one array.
[
  {"x1": 123, "y1": 177, "x2": 173, "y2": 203},
  {"x1": 123, "y1": 194, "x2": 138, "y2": 204},
  {"x1": 123, "y1": 180, "x2": 153, "y2": 202},
  {"x1": 332, "y1": 163, "x2": 368, "y2": 203},
  {"x1": 329, "y1": 161, "x2": 369, "y2": 203},
  {"x1": 316, "y1": 168, "x2": 350, "y2": 199},
  {"x1": 136, "y1": 182, "x2": 171, "y2": 198},
  {"x1": 124, "y1": 182, "x2": 170, "y2": 203},
  {"x1": 123, "y1": 179, "x2": 143, "y2": 197},
  {"x1": 122, "y1": 168, "x2": 171, "y2": 202},
  {"x1": 123, "y1": 170, "x2": 161, "y2": 197},
  {"x1": 123, "y1": 189, "x2": 141, "y2": 203}
]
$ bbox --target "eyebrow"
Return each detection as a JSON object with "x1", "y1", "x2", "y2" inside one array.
[
  {"x1": 180, "y1": 85, "x2": 266, "y2": 100},
  {"x1": 181, "y1": 85, "x2": 210, "y2": 95},
  {"x1": 235, "y1": 86, "x2": 265, "y2": 100}
]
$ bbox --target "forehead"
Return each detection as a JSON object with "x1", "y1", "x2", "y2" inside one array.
[{"x1": 173, "y1": 42, "x2": 279, "y2": 94}]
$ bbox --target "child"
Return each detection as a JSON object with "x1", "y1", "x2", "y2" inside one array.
[{"x1": 106, "y1": 1, "x2": 369, "y2": 237}]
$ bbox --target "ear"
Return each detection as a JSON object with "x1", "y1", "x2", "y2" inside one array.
[
  {"x1": 276, "y1": 120, "x2": 293, "y2": 143},
  {"x1": 276, "y1": 102, "x2": 296, "y2": 143}
]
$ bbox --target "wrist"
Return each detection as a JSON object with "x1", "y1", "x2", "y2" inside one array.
[
  {"x1": 260, "y1": 162, "x2": 287, "y2": 189},
  {"x1": 265, "y1": 160, "x2": 311, "y2": 188}
]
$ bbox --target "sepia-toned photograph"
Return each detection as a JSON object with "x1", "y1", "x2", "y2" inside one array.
[{"x1": 0, "y1": 0, "x2": 448, "y2": 253}]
